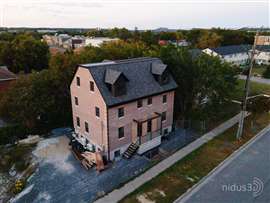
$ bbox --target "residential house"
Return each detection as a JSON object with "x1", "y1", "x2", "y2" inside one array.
[
  {"x1": 158, "y1": 40, "x2": 190, "y2": 47},
  {"x1": 70, "y1": 57, "x2": 177, "y2": 161},
  {"x1": 0, "y1": 66, "x2": 17, "y2": 92},
  {"x1": 256, "y1": 35, "x2": 270, "y2": 45},
  {"x1": 203, "y1": 45, "x2": 252, "y2": 66},
  {"x1": 85, "y1": 37, "x2": 119, "y2": 47},
  {"x1": 254, "y1": 45, "x2": 270, "y2": 65}
]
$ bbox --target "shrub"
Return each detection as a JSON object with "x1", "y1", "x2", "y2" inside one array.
[
  {"x1": 263, "y1": 66, "x2": 270, "y2": 79},
  {"x1": 0, "y1": 125, "x2": 28, "y2": 145}
]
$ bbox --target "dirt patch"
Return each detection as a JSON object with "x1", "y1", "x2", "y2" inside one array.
[
  {"x1": 136, "y1": 194, "x2": 155, "y2": 203},
  {"x1": 33, "y1": 136, "x2": 75, "y2": 174}
]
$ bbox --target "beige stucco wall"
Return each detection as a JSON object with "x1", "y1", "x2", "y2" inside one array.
[
  {"x1": 108, "y1": 91, "x2": 175, "y2": 155},
  {"x1": 70, "y1": 67, "x2": 108, "y2": 154}
]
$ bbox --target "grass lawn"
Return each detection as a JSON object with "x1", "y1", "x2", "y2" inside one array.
[
  {"x1": 233, "y1": 79, "x2": 270, "y2": 101},
  {"x1": 252, "y1": 66, "x2": 266, "y2": 76},
  {"x1": 120, "y1": 113, "x2": 270, "y2": 203}
]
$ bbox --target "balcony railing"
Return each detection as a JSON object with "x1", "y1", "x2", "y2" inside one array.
[{"x1": 139, "y1": 130, "x2": 161, "y2": 145}]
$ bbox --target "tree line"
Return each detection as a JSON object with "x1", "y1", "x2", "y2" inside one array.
[
  {"x1": 87, "y1": 27, "x2": 255, "y2": 48},
  {"x1": 0, "y1": 36, "x2": 238, "y2": 138}
]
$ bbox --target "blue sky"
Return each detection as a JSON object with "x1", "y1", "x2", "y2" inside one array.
[{"x1": 0, "y1": 0, "x2": 269, "y2": 29}]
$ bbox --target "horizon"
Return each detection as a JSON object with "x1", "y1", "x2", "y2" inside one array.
[{"x1": 0, "y1": 0, "x2": 269, "y2": 29}]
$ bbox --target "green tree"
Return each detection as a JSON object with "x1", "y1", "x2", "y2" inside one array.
[
  {"x1": 196, "y1": 31, "x2": 222, "y2": 49},
  {"x1": 0, "y1": 34, "x2": 49, "y2": 73},
  {"x1": 160, "y1": 46, "x2": 237, "y2": 119},
  {"x1": 262, "y1": 65, "x2": 270, "y2": 78}
]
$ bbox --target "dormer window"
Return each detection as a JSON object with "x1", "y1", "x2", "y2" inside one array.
[
  {"x1": 151, "y1": 62, "x2": 169, "y2": 85},
  {"x1": 105, "y1": 69, "x2": 128, "y2": 97}
]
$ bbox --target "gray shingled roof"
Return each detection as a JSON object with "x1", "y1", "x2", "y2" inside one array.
[
  {"x1": 211, "y1": 44, "x2": 252, "y2": 56},
  {"x1": 151, "y1": 63, "x2": 167, "y2": 75},
  {"x1": 256, "y1": 45, "x2": 270, "y2": 52},
  {"x1": 104, "y1": 69, "x2": 123, "y2": 84},
  {"x1": 80, "y1": 57, "x2": 178, "y2": 107}
]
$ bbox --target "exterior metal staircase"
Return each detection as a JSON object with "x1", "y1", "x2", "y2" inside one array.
[{"x1": 123, "y1": 143, "x2": 139, "y2": 159}]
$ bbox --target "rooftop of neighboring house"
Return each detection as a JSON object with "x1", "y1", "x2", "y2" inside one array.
[
  {"x1": 0, "y1": 66, "x2": 17, "y2": 81},
  {"x1": 256, "y1": 45, "x2": 270, "y2": 52},
  {"x1": 209, "y1": 44, "x2": 252, "y2": 56},
  {"x1": 78, "y1": 57, "x2": 178, "y2": 107}
]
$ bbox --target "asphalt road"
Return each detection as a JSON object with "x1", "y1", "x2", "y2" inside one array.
[
  {"x1": 239, "y1": 75, "x2": 270, "y2": 85},
  {"x1": 175, "y1": 126, "x2": 270, "y2": 203}
]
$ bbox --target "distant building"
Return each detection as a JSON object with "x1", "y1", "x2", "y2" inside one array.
[
  {"x1": 158, "y1": 40, "x2": 169, "y2": 46},
  {"x1": 57, "y1": 34, "x2": 72, "y2": 47},
  {"x1": 85, "y1": 37, "x2": 119, "y2": 47},
  {"x1": 171, "y1": 40, "x2": 191, "y2": 47},
  {"x1": 203, "y1": 45, "x2": 252, "y2": 66},
  {"x1": 158, "y1": 39, "x2": 191, "y2": 47},
  {"x1": 37, "y1": 30, "x2": 58, "y2": 34},
  {"x1": 256, "y1": 36, "x2": 270, "y2": 45},
  {"x1": 254, "y1": 45, "x2": 270, "y2": 65},
  {"x1": 0, "y1": 66, "x2": 17, "y2": 92},
  {"x1": 70, "y1": 57, "x2": 177, "y2": 161}
]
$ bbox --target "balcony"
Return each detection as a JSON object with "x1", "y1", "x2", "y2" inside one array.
[{"x1": 137, "y1": 130, "x2": 162, "y2": 155}]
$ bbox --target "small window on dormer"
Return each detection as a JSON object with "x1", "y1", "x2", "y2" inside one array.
[{"x1": 76, "y1": 76, "x2": 80, "y2": 86}]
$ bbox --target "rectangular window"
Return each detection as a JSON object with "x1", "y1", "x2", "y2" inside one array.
[
  {"x1": 161, "y1": 112, "x2": 166, "y2": 122},
  {"x1": 95, "y1": 107, "x2": 100, "y2": 117},
  {"x1": 118, "y1": 107, "x2": 124, "y2": 118},
  {"x1": 137, "y1": 100, "x2": 143, "y2": 108},
  {"x1": 162, "y1": 95, "x2": 167, "y2": 104},
  {"x1": 114, "y1": 150, "x2": 121, "y2": 158},
  {"x1": 147, "y1": 120, "x2": 152, "y2": 133},
  {"x1": 118, "y1": 127, "x2": 124, "y2": 139},
  {"x1": 75, "y1": 97, "x2": 79, "y2": 106},
  {"x1": 90, "y1": 81, "x2": 94, "y2": 92},
  {"x1": 147, "y1": 97, "x2": 152, "y2": 105},
  {"x1": 76, "y1": 76, "x2": 80, "y2": 86},
  {"x1": 85, "y1": 122, "x2": 89, "y2": 133},
  {"x1": 76, "y1": 117, "x2": 80, "y2": 127}
]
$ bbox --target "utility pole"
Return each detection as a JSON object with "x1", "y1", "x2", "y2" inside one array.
[{"x1": 236, "y1": 31, "x2": 259, "y2": 139}]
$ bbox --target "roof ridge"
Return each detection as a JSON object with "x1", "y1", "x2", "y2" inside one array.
[{"x1": 81, "y1": 57, "x2": 159, "y2": 69}]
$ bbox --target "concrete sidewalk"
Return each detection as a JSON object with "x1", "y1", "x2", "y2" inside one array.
[{"x1": 94, "y1": 113, "x2": 247, "y2": 203}]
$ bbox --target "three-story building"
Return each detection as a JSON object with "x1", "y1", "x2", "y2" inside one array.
[{"x1": 70, "y1": 57, "x2": 177, "y2": 161}]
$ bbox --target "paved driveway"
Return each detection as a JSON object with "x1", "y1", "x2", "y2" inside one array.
[
  {"x1": 11, "y1": 136, "x2": 150, "y2": 203},
  {"x1": 175, "y1": 126, "x2": 270, "y2": 203},
  {"x1": 10, "y1": 128, "x2": 194, "y2": 203}
]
